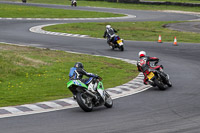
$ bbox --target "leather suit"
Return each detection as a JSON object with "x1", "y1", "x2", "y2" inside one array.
[
  {"x1": 69, "y1": 67, "x2": 97, "y2": 85},
  {"x1": 103, "y1": 28, "x2": 117, "y2": 44}
]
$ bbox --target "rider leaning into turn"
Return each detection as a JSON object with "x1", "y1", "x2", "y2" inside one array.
[
  {"x1": 69, "y1": 62, "x2": 98, "y2": 92},
  {"x1": 103, "y1": 25, "x2": 117, "y2": 44},
  {"x1": 137, "y1": 51, "x2": 163, "y2": 85}
]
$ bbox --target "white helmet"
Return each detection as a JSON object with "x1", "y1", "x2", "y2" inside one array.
[
  {"x1": 138, "y1": 51, "x2": 146, "y2": 58},
  {"x1": 106, "y1": 25, "x2": 111, "y2": 29}
]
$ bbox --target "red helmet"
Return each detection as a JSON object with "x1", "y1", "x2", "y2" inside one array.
[{"x1": 138, "y1": 51, "x2": 146, "y2": 58}]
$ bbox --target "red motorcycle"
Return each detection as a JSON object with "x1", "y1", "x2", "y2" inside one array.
[{"x1": 147, "y1": 62, "x2": 172, "y2": 90}]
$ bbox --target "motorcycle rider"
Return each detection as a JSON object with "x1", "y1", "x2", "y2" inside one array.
[
  {"x1": 22, "y1": 0, "x2": 26, "y2": 3},
  {"x1": 69, "y1": 62, "x2": 98, "y2": 94},
  {"x1": 71, "y1": 0, "x2": 77, "y2": 6},
  {"x1": 137, "y1": 51, "x2": 163, "y2": 85},
  {"x1": 103, "y1": 25, "x2": 118, "y2": 46}
]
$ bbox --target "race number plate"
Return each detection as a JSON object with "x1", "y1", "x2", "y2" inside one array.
[
  {"x1": 117, "y1": 40, "x2": 122, "y2": 44},
  {"x1": 147, "y1": 72, "x2": 154, "y2": 80}
]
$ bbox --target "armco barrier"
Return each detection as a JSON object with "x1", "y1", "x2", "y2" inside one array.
[
  {"x1": 139, "y1": 1, "x2": 200, "y2": 7},
  {"x1": 90, "y1": 0, "x2": 200, "y2": 7}
]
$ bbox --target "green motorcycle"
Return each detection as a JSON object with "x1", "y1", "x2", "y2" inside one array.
[{"x1": 67, "y1": 77, "x2": 113, "y2": 112}]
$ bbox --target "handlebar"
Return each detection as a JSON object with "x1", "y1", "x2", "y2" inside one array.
[
  {"x1": 150, "y1": 60, "x2": 160, "y2": 67},
  {"x1": 97, "y1": 76, "x2": 102, "y2": 81}
]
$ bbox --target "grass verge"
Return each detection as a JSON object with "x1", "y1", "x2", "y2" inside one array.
[
  {"x1": 0, "y1": 43, "x2": 138, "y2": 107},
  {"x1": 43, "y1": 21, "x2": 200, "y2": 43},
  {"x1": 2, "y1": 0, "x2": 200, "y2": 12},
  {"x1": 0, "y1": 3, "x2": 124, "y2": 18}
]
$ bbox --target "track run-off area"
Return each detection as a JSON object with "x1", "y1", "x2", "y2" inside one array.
[{"x1": 0, "y1": 1, "x2": 200, "y2": 133}]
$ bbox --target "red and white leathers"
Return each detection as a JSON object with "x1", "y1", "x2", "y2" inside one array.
[{"x1": 137, "y1": 56, "x2": 162, "y2": 85}]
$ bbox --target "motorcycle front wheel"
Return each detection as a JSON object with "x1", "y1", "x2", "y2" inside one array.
[
  {"x1": 154, "y1": 79, "x2": 166, "y2": 91},
  {"x1": 104, "y1": 92, "x2": 113, "y2": 108},
  {"x1": 76, "y1": 92, "x2": 93, "y2": 112},
  {"x1": 167, "y1": 80, "x2": 172, "y2": 87}
]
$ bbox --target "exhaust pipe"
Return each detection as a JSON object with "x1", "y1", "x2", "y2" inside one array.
[
  {"x1": 76, "y1": 87, "x2": 98, "y2": 100},
  {"x1": 85, "y1": 90, "x2": 98, "y2": 100}
]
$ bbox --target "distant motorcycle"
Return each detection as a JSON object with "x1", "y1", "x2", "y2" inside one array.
[
  {"x1": 22, "y1": 0, "x2": 26, "y2": 3},
  {"x1": 67, "y1": 76, "x2": 113, "y2": 112},
  {"x1": 71, "y1": 0, "x2": 77, "y2": 7},
  {"x1": 109, "y1": 34, "x2": 124, "y2": 51},
  {"x1": 147, "y1": 62, "x2": 172, "y2": 90}
]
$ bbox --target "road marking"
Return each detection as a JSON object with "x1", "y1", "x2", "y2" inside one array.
[
  {"x1": 22, "y1": 104, "x2": 44, "y2": 111},
  {"x1": 1, "y1": 107, "x2": 23, "y2": 114}
]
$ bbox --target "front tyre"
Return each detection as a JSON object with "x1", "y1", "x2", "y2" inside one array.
[
  {"x1": 76, "y1": 92, "x2": 93, "y2": 112},
  {"x1": 154, "y1": 79, "x2": 166, "y2": 91},
  {"x1": 104, "y1": 92, "x2": 113, "y2": 108},
  {"x1": 167, "y1": 80, "x2": 172, "y2": 87}
]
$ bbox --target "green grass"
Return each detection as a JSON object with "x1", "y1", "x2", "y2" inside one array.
[
  {"x1": 0, "y1": 3, "x2": 124, "y2": 18},
  {"x1": 43, "y1": 21, "x2": 200, "y2": 43},
  {"x1": 0, "y1": 43, "x2": 138, "y2": 107},
  {"x1": 2, "y1": 0, "x2": 200, "y2": 12},
  {"x1": 143, "y1": 0, "x2": 200, "y2": 3}
]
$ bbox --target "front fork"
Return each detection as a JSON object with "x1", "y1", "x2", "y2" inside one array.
[{"x1": 159, "y1": 70, "x2": 169, "y2": 84}]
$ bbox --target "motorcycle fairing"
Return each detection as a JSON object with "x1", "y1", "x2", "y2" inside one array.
[
  {"x1": 67, "y1": 80, "x2": 88, "y2": 89},
  {"x1": 97, "y1": 81, "x2": 106, "y2": 101}
]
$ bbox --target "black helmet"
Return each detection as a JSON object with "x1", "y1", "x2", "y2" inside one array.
[{"x1": 74, "y1": 62, "x2": 83, "y2": 68}]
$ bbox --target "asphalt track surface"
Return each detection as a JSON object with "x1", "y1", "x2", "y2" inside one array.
[
  {"x1": 166, "y1": 21, "x2": 200, "y2": 33},
  {"x1": 0, "y1": 2, "x2": 200, "y2": 133}
]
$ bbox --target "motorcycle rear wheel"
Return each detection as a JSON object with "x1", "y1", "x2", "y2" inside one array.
[
  {"x1": 76, "y1": 92, "x2": 93, "y2": 112},
  {"x1": 119, "y1": 46, "x2": 124, "y2": 51}
]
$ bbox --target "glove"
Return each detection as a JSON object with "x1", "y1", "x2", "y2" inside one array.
[
  {"x1": 96, "y1": 75, "x2": 99, "y2": 78},
  {"x1": 155, "y1": 59, "x2": 159, "y2": 65}
]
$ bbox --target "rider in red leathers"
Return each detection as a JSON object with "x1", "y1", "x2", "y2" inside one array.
[{"x1": 137, "y1": 51, "x2": 164, "y2": 85}]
